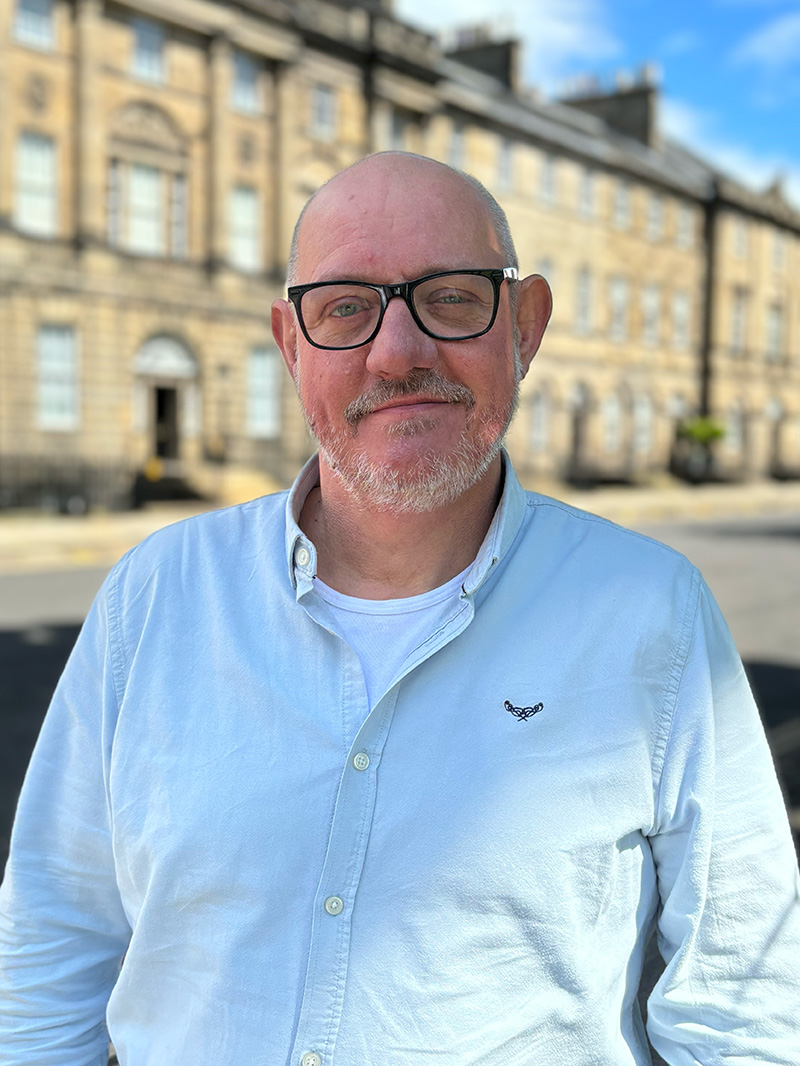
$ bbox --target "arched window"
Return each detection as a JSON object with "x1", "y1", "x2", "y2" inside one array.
[{"x1": 107, "y1": 103, "x2": 188, "y2": 258}]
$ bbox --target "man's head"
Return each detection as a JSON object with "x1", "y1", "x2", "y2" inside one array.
[{"x1": 272, "y1": 152, "x2": 551, "y2": 513}]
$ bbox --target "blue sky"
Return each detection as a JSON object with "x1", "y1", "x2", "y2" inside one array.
[{"x1": 394, "y1": 0, "x2": 800, "y2": 207}]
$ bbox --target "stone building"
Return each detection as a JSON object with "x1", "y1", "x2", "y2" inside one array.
[{"x1": 0, "y1": 0, "x2": 798, "y2": 510}]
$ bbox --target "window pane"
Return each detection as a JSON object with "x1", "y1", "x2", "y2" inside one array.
[
  {"x1": 37, "y1": 325, "x2": 79, "y2": 430},
  {"x1": 450, "y1": 123, "x2": 464, "y2": 170},
  {"x1": 646, "y1": 193, "x2": 663, "y2": 240},
  {"x1": 579, "y1": 168, "x2": 594, "y2": 218},
  {"x1": 15, "y1": 0, "x2": 53, "y2": 48},
  {"x1": 132, "y1": 17, "x2": 164, "y2": 82},
  {"x1": 311, "y1": 84, "x2": 336, "y2": 140},
  {"x1": 541, "y1": 153, "x2": 557, "y2": 205},
  {"x1": 672, "y1": 291, "x2": 690, "y2": 350},
  {"x1": 228, "y1": 186, "x2": 260, "y2": 271},
  {"x1": 15, "y1": 132, "x2": 57, "y2": 236},
  {"x1": 609, "y1": 277, "x2": 628, "y2": 341},
  {"x1": 529, "y1": 390, "x2": 549, "y2": 453},
  {"x1": 642, "y1": 284, "x2": 660, "y2": 346},
  {"x1": 128, "y1": 164, "x2": 163, "y2": 255},
  {"x1": 613, "y1": 180, "x2": 631, "y2": 229},
  {"x1": 248, "y1": 347, "x2": 281, "y2": 438},
  {"x1": 575, "y1": 267, "x2": 592, "y2": 335},
  {"x1": 232, "y1": 51, "x2": 260, "y2": 113}
]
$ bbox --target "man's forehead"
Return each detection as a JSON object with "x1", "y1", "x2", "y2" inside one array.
[{"x1": 295, "y1": 157, "x2": 500, "y2": 281}]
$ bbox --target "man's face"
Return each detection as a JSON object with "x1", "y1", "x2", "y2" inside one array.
[{"x1": 273, "y1": 158, "x2": 541, "y2": 513}]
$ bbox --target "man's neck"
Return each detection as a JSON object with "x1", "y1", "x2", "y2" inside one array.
[{"x1": 299, "y1": 456, "x2": 504, "y2": 600}]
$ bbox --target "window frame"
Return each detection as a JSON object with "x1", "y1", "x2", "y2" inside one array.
[{"x1": 36, "y1": 324, "x2": 80, "y2": 432}]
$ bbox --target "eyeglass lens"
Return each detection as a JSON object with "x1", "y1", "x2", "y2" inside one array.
[{"x1": 299, "y1": 273, "x2": 497, "y2": 348}]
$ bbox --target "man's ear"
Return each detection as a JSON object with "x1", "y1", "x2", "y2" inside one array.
[
  {"x1": 515, "y1": 275, "x2": 553, "y2": 380},
  {"x1": 272, "y1": 299, "x2": 299, "y2": 381}
]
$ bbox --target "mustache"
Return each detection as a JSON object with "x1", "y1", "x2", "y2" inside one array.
[{"x1": 343, "y1": 370, "x2": 476, "y2": 428}]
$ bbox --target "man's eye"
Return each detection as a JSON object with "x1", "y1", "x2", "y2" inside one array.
[
  {"x1": 429, "y1": 289, "x2": 471, "y2": 305},
  {"x1": 329, "y1": 300, "x2": 367, "y2": 318}
]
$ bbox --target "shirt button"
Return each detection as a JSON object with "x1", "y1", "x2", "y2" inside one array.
[
  {"x1": 301, "y1": 1054, "x2": 321, "y2": 1066},
  {"x1": 353, "y1": 752, "x2": 370, "y2": 771},
  {"x1": 324, "y1": 895, "x2": 344, "y2": 916},
  {"x1": 296, "y1": 546, "x2": 310, "y2": 567}
]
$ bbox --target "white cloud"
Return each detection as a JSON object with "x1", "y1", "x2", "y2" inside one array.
[
  {"x1": 730, "y1": 11, "x2": 800, "y2": 68},
  {"x1": 393, "y1": 0, "x2": 622, "y2": 90},
  {"x1": 661, "y1": 96, "x2": 800, "y2": 209}
]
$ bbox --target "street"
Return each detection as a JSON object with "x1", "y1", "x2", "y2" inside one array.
[{"x1": 2, "y1": 509, "x2": 799, "y2": 867}]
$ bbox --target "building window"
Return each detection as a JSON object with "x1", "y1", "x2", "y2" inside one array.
[
  {"x1": 389, "y1": 110, "x2": 408, "y2": 150},
  {"x1": 608, "y1": 277, "x2": 629, "y2": 342},
  {"x1": 772, "y1": 230, "x2": 786, "y2": 270},
  {"x1": 726, "y1": 402, "x2": 744, "y2": 453},
  {"x1": 574, "y1": 266, "x2": 592, "y2": 335},
  {"x1": 537, "y1": 258, "x2": 555, "y2": 292},
  {"x1": 676, "y1": 203, "x2": 694, "y2": 249},
  {"x1": 232, "y1": 51, "x2": 260, "y2": 114},
  {"x1": 672, "y1": 290, "x2": 690, "y2": 350},
  {"x1": 540, "y1": 152, "x2": 557, "y2": 206},
  {"x1": 248, "y1": 346, "x2": 282, "y2": 438},
  {"x1": 15, "y1": 131, "x2": 57, "y2": 236},
  {"x1": 730, "y1": 286, "x2": 748, "y2": 356},
  {"x1": 578, "y1": 167, "x2": 595, "y2": 219},
  {"x1": 37, "y1": 325, "x2": 79, "y2": 431},
  {"x1": 602, "y1": 393, "x2": 623, "y2": 453},
  {"x1": 449, "y1": 122, "x2": 465, "y2": 170},
  {"x1": 131, "y1": 17, "x2": 165, "y2": 83},
  {"x1": 732, "y1": 216, "x2": 748, "y2": 259},
  {"x1": 633, "y1": 394, "x2": 653, "y2": 455},
  {"x1": 128, "y1": 163, "x2": 163, "y2": 255},
  {"x1": 497, "y1": 138, "x2": 513, "y2": 192},
  {"x1": 310, "y1": 84, "x2": 336, "y2": 141},
  {"x1": 646, "y1": 192, "x2": 663, "y2": 241},
  {"x1": 529, "y1": 390, "x2": 549, "y2": 453},
  {"x1": 765, "y1": 304, "x2": 783, "y2": 363},
  {"x1": 14, "y1": 0, "x2": 54, "y2": 48},
  {"x1": 613, "y1": 178, "x2": 631, "y2": 229},
  {"x1": 228, "y1": 185, "x2": 260, "y2": 271},
  {"x1": 641, "y1": 284, "x2": 660, "y2": 346}
]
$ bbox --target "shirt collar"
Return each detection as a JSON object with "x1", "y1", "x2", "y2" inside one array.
[{"x1": 284, "y1": 450, "x2": 528, "y2": 599}]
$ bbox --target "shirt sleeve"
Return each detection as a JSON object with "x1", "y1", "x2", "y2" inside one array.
[
  {"x1": 647, "y1": 574, "x2": 800, "y2": 1065},
  {"x1": 0, "y1": 570, "x2": 131, "y2": 1066}
]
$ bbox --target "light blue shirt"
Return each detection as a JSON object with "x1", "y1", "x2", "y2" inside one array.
[{"x1": 1, "y1": 455, "x2": 798, "y2": 1066}]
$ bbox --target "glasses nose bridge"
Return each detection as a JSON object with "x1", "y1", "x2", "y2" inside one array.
[{"x1": 378, "y1": 281, "x2": 417, "y2": 321}]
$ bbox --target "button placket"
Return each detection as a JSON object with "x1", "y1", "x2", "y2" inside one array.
[{"x1": 289, "y1": 690, "x2": 398, "y2": 1066}]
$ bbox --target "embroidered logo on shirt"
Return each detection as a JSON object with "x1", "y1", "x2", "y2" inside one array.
[{"x1": 504, "y1": 699, "x2": 543, "y2": 722}]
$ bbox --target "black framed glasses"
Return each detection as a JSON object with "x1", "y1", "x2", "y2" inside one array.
[{"x1": 287, "y1": 267, "x2": 519, "y2": 351}]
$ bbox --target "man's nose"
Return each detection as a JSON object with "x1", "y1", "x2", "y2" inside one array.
[{"x1": 364, "y1": 294, "x2": 438, "y2": 378}]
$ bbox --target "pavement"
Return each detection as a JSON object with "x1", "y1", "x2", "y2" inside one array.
[{"x1": 3, "y1": 476, "x2": 800, "y2": 576}]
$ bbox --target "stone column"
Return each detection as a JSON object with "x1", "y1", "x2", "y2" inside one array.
[
  {"x1": 74, "y1": 0, "x2": 104, "y2": 247},
  {"x1": 207, "y1": 33, "x2": 231, "y2": 270}
]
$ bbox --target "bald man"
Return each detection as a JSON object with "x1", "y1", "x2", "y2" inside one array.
[{"x1": 1, "y1": 154, "x2": 798, "y2": 1066}]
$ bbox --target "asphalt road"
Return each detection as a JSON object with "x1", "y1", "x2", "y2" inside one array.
[{"x1": 2, "y1": 511, "x2": 798, "y2": 867}]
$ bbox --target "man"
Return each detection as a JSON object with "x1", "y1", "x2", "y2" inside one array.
[{"x1": 1, "y1": 153, "x2": 798, "y2": 1066}]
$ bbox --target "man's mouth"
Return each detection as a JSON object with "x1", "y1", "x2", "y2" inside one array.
[{"x1": 344, "y1": 370, "x2": 475, "y2": 428}]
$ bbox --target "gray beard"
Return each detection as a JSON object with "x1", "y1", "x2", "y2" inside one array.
[{"x1": 297, "y1": 366, "x2": 519, "y2": 514}]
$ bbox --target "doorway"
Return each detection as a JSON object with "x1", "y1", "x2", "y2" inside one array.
[{"x1": 154, "y1": 387, "x2": 179, "y2": 460}]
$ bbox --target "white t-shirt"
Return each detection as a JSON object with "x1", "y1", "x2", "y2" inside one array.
[{"x1": 313, "y1": 565, "x2": 471, "y2": 707}]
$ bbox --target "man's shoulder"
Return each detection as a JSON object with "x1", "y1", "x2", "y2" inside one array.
[
  {"x1": 519, "y1": 490, "x2": 698, "y2": 587},
  {"x1": 111, "y1": 490, "x2": 290, "y2": 590}
]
